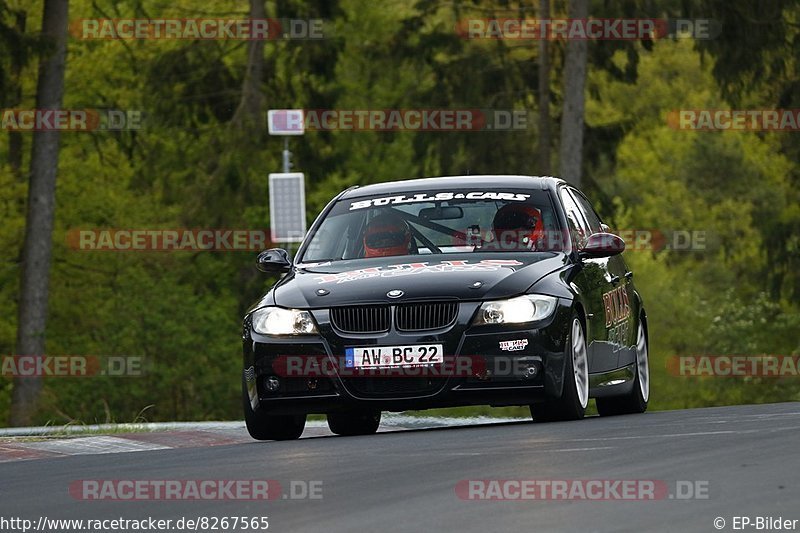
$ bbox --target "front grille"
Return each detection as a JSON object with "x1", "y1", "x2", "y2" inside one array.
[
  {"x1": 396, "y1": 302, "x2": 458, "y2": 331},
  {"x1": 330, "y1": 305, "x2": 390, "y2": 334}
]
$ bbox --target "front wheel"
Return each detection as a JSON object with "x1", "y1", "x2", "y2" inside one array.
[
  {"x1": 243, "y1": 378, "x2": 306, "y2": 440},
  {"x1": 328, "y1": 410, "x2": 381, "y2": 436},
  {"x1": 596, "y1": 318, "x2": 649, "y2": 416},
  {"x1": 531, "y1": 314, "x2": 588, "y2": 422}
]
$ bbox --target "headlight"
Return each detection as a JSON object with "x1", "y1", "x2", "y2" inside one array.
[
  {"x1": 473, "y1": 295, "x2": 557, "y2": 325},
  {"x1": 252, "y1": 307, "x2": 318, "y2": 335}
]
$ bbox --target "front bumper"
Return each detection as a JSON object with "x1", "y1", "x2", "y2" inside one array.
[{"x1": 242, "y1": 300, "x2": 573, "y2": 415}]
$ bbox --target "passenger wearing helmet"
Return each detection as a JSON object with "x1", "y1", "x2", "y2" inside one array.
[
  {"x1": 363, "y1": 213, "x2": 416, "y2": 258},
  {"x1": 491, "y1": 204, "x2": 545, "y2": 251}
]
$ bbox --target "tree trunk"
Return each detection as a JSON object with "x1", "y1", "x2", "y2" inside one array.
[
  {"x1": 9, "y1": 0, "x2": 69, "y2": 427},
  {"x1": 537, "y1": 0, "x2": 551, "y2": 175},
  {"x1": 8, "y1": 9, "x2": 27, "y2": 179},
  {"x1": 558, "y1": 0, "x2": 588, "y2": 187},
  {"x1": 230, "y1": 0, "x2": 266, "y2": 135}
]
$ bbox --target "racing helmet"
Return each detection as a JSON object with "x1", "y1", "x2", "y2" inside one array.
[
  {"x1": 492, "y1": 204, "x2": 544, "y2": 250},
  {"x1": 363, "y1": 213, "x2": 414, "y2": 258}
]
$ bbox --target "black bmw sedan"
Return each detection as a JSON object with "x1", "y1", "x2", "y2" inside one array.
[{"x1": 242, "y1": 175, "x2": 649, "y2": 440}]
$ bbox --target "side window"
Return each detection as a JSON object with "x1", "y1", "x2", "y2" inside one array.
[
  {"x1": 559, "y1": 188, "x2": 590, "y2": 247},
  {"x1": 570, "y1": 189, "x2": 603, "y2": 234}
]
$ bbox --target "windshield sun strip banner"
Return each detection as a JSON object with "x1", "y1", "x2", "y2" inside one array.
[{"x1": 348, "y1": 191, "x2": 531, "y2": 210}]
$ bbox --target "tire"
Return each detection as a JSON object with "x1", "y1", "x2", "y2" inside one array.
[
  {"x1": 596, "y1": 317, "x2": 649, "y2": 416},
  {"x1": 530, "y1": 313, "x2": 588, "y2": 422},
  {"x1": 327, "y1": 410, "x2": 381, "y2": 436},
  {"x1": 243, "y1": 377, "x2": 306, "y2": 441}
]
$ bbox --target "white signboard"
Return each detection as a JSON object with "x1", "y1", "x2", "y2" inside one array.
[{"x1": 268, "y1": 109, "x2": 304, "y2": 135}]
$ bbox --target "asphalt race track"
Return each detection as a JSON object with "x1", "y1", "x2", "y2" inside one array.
[{"x1": 2, "y1": 402, "x2": 799, "y2": 532}]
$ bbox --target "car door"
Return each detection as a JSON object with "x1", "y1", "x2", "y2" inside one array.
[
  {"x1": 558, "y1": 187, "x2": 618, "y2": 373},
  {"x1": 569, "y1": 188, "x2": 636, "y2": 367}
]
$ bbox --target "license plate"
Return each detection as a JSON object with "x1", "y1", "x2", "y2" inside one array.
[{"x1": 345, "y1": 344, "x2": 444, "y2": 369}]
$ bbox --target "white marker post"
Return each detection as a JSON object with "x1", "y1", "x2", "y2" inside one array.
[{"x1": 268, "y1": 109, "x2": 305, "y2": 173}]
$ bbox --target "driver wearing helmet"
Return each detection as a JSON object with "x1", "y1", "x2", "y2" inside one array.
[
  {"x1": 363, "y1": 213, "x2": 416, "y2": 258},
  {"x1": 491, "y1": 204, "x2": 545, "y2": 251}
]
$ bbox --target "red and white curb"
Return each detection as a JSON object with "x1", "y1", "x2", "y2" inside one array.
[{"x1": 0, "y1": 431, "x2": 244, "y2": 463}]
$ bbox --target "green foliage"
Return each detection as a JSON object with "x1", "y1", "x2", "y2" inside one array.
[{"x1": 1, "y1": 0, "x2": 798, "y2": 424}]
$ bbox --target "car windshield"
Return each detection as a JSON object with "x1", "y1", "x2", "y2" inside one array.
[{"x1": 300, "y1": 188, "x2": 565, "y2": 263}]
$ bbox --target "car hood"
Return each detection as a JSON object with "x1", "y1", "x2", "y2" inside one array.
[{"x1": 262, "y1": 253, "x2": 569, "y2": 309}]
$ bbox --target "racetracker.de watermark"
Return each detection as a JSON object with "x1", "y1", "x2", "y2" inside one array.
[
  {"x1": 455, "y1": 479, "x2": 709, "y2": 500},
  {"x1": 271, "y1": 354, "x2": 540, "y2": 378},
  {"x1": 457, "y1": 18, "x2": 719, "y2": 40},
  {"x1": 1, "y1": 109, "x2": 142, "y2": 131},
  {"x1": 668, "y1": 109, "x2": 800, "y2": 131},
  {"x1": 68, "y1": 479, "x2": 323, "y2": 500},
  {"x1": 668, "y1": 355, "x2": 800, "y2": 377},
  {"x1": 71, "y1": 18, "x2": 325, "y2": 40},
  {"x1": 67, "y1": 229, "x2": 270, "y2": 251},
  {"x1": 465, "y1": 229, "x2": 708, "y2": 252},
  {"x1": 270, "y1": 109, "x2": 530, "y2": 132},
  {"x1": 1, "y1": 355, "x2": 145, "y2": 377}
]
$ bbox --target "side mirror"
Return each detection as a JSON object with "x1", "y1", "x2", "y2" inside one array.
[
  {"x1": 256, "y1": 248, "x2": 292, "y2": 273},
  {"x1": 579, "y1": 232, "x2": 625, "y2": 259}
]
